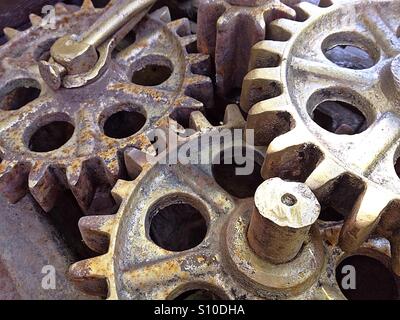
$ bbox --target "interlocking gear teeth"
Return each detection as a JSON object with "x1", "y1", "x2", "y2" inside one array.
[
  {"x1": 197, "y1": 0, "x2": 297, "y2": 98},
  {"x1": 68, "y1": 105, "x2": 270, "y2": 299},
  {"x1": 241, "y1": 0, "x2": 400, "y2": 274},
  {"x1": 0, "y1": 5, "x2": 214, "y2": 215},
  {"x1": 67, "y1": 105, "x2": 362, "y2": 300}
]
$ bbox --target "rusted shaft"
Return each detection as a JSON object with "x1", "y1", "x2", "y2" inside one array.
[{"x1": 247, "y1": 178, "x2": 320, "y2": 264}]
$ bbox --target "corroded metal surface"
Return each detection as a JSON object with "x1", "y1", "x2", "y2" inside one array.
[
  {"x1": 0, "y1": 193, "x2": 93, "y2": 300},
  {"x1": 0, "y1": 2, "x2": 213, "y2": 216},
  {"x1": 196, "y1": 0, "x2": 320, "y2": 99},
  {"x1": 67, "y1": 105, "x2": 396, "y2": 300},
  {"x1": 241, "y1": 0, "x2": 400, "y2": 275}
]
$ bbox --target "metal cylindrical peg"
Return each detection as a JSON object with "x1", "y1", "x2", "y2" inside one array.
[{"x1": 247, "y1": 178, "x2": 320, "y2": 264}]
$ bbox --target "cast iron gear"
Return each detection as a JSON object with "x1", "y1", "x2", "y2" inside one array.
[
  {"x1": 241, "y1": 0, "x2": 400, "y2": 274},
  {"x1": 0, "y1": 1, "x2": 213, "y2": 215},
  {"x1": 65, "y1": 104, "x2": 391, "y2": 300}
]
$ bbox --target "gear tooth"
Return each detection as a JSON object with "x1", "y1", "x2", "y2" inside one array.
[
  {"x1": 187, "y1": 53, "x2": 211, "y2": 76},
  {"x1": 247, "y1": 95, "x2": 289, "y2": 115},
  {"x1": 267, "y1": 128, "x2": 307, "y2": 154},
  {"x1": 223, "y1": 104, "x2": 246, "y2": 129},
  {"x1": 184, "y1": 74, "x2": 214, "y2": 108},
  {"x1": 111, "y1": 179, "x2": 135, "y2": 203},
  {"x1": 246, "y1": 97, "x2": 292, "y2": 146},
  {"x1": 267, "y1": 19, "x2": 302, "y2": 40},
  {"x1": 180, "y1": 34, "x2": 197, "y2": 48},
  {"x1": 3, "y1": 27, "x2": 20, "y2": 40},
  {"x1": 241, "y1": 67, "x2": 282, "y2": 113},
  {"x1": 263, "y1": 133, "x2": 323, "y2": 182},
  {"x1": 189, "y1": 111, "x2": 213, "y2": 131},
  {"x1": 176, "y1": 96, "x2": 204, "y2": 111},
  {"x1": 0, "y1": 160, "x2": 30, "y2": 203},
  {"x1": 305, "y1": 158, "x2": 346, "y2": 191},
  {"x1": 29, "y1": 14, "x2": 42, "y2": 27},
  {"x1": 149, "y1": 6, "x2": 171, "y2": 23},
  {"x1": 54, "y1": 3, "x2": 70, "y2": 14},
  {"x1": 66, "y1": 160, "x2": 94, "y2": 214},
  {"x1": 81, "y1": 0, "x2": 95, "y2": 11},
  {"x1": 28, "y1": 163, "x2": 62, "y2": 212},
  {"x1": 339, "y1": 187, "x2": 393, "y2": 253},
  {"x1": 249, "y1": 40, "x2": 286, "y2": 70},
  {"x1": 168, "y1": 18, "x2": 191, "y2": 36},
  {"x1": 293, "y1": 2, "x2": 326, "y2": 17},
  {"x1": 124, "y1": 148, "x2": 153, "y2": 180},
  {"x1": 68, "y1": 256, "x2": 110, "y2": 298},
  {"x1": 97, "y1": 152, "x2": 120, "y2": 179},
  {"x1": 79, "y1": 215, "x2": 115, "y2": 254}
]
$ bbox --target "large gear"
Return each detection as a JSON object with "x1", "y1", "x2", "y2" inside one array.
[
  {"x1": 241, "y1": 0, "x2": 400, "y2": 274},
  {"x1": 67, "y1": 105, "x2": 400, "y2": 300},
  {"x1": 0, "y1": 1, "x2": 213, "y2": 215}
]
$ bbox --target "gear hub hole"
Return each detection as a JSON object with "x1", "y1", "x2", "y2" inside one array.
[
  {"x1": 149, "y1": 202, "x2": 207, "y2": 252},
  {"x1": 0, "y1": 80, "x2": 41, "y2": 111},
  {"x1": 312, "y1": 100, "x2": 368, "y2": 135},
  {"x1": 212, "y1": 147, "x2": 263, "y2": 199},
  {"x1": 103, "y1": 109, "x2": 146, "y2": 139},
  {"x1": 131, "y1": 55, "x2": 173, "y2": 86},
  {"x1": 336, "y1": 255, "x2": 399, "y2": 300},
  {"x1": 29, "y1": 121, "x2": 74, "y2": 153}
]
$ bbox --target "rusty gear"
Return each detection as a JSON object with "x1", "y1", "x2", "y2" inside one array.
[
  {"x1": 241, "y1": 0, "x2": 400, "y2": 274},
  {"x1": 0, "y1": 1, "x2": 213, "y2": 215},
  {"x1": 67, "y1": 104, "x2": 371, "y2": 300},
  {"x1": 196, "y1": 0, "x2": 321, "y2": 99}
]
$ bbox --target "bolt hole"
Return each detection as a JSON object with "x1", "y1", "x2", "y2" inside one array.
[
  {"x1": 149, "y1": 202, "x2": 207, "y2": 252},
  {"x1": 29, "y1": 121, "x2": 74, "y2": 152},
  {"x1": 212, "y1": 147, "x2": 264, "y2": 199},
  {"x1": 336, "y1": 255, "x2": 399, "y2": 300},
  {"x1": 174, "y1": 289, "x2": 223, "y2": 300},
  {"x1": 312, "y1": 100, "x2": 368, "y2": 135},
  {"x1": 131, "y1": 56, "x2": 173, "y2": 86},
  {"x1": 103, "y1": 109, "x2": 146, "y2": 139},
  {"x1": 281, "y1": 193, "x2": 297, "y2": 206},
  {"x1": 0, "y1": 80, "x2": 41, "y2": 111}
]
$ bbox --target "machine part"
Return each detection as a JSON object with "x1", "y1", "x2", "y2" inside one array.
[
  {"x1": 196, "y1": 0, "x2": 320, "y2": 100},
  {"x1": 68, "y1": 105, "x2": 353, "y2": 300},
  {"x1": 0, "y1": 193, "x2": 94, "y2": 300},
  {"x1": 248, "y1": 178, "x2": 320, "y2": 264},
  {"x1": 241, "y1": 0, "x2": 400, "y2": 274},
  {"x1": 39, "y1": 0, "x2": 157, "y2": 89},
  {"x1": 0, "y1": 2, "x2": 213, "y2": 216}
]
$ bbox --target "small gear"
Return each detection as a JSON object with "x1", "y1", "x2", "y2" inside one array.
[
  {"x1": 196, "y1": 0, "x2": 320, "y2": 99},
  {"x1": 0, "y1": 2, "x2": 213, "y2": 215},
  {"x1": 241, "y1": 0, "x2": 400, "y2": 274}
]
